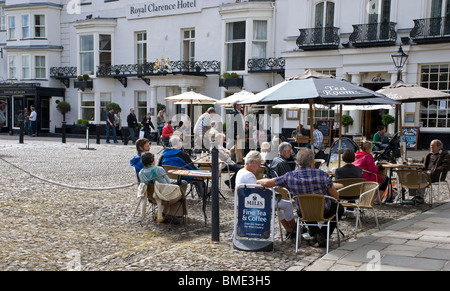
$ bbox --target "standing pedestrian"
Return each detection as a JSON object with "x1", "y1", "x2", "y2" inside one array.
[
  {"x1": 22, "y1": 107, "x2": 30, "y2": 135},
  {"x1": 232, "y1": 102, "x2": 245, "y2": 163},
  {"x1": 141, "y1": 112, "x2": 155, "y2": 141},
  {"x1": 29, "y1": 106, "x2": 37, "y2": 137},
  {"x1": 157, "y1": 110, "x2": 165, "y2": 136},
  {"x1": 127, "y1": 108, "x2": 138, "y2": 144},
  {"x1": 115, "y1": 110, "x2": 122, "y2": 141},
  {"x1": 106, "y1": 107, "x2": 117, "y2": 143}
]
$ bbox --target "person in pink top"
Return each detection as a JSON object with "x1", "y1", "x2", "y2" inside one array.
[{"x1": 353, "y1": 141, "x2": 383, "y2": 184}]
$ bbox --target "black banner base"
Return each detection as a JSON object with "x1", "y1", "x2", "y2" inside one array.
[{"x1": 233, "y1": 239, "x2": 273, "y2": 252}]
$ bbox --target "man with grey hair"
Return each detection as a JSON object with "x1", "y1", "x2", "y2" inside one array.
[
  {"x1": 269, "y1": 142, "x2": 294, "y2": 177},
  {"x1": 410, "y1": 139, "x2": 450, "y2": 203},
  {"x1": 236, "y1": 151, "x2": 296, "y2": 239},
  {"x1": 158, "y1": 134, "x2": 206, "y2": 197},
  {"x1": 257, "y1": 149, "x2": 343, "y2": 247}
]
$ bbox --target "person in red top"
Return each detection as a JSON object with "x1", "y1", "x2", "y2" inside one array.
[
  {"x1": 353, "y1": 141, "x2": 383, "y2": 184},
  {"x1": 161, "y1": 120, "x2": 173, "y2": 146}
]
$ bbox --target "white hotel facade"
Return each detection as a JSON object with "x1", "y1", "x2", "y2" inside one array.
[{"x1": 0, "y1": 0, "x2": 449, "y2": 148}]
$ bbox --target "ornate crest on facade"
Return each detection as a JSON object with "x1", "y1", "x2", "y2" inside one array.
[{"x1": 153, "y1": 57, "x2": 173, "y2": 74}]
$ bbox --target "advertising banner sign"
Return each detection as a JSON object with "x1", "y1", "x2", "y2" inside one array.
[{"x1": 236, "y1": 187, "x2": 273, "y2": 239}]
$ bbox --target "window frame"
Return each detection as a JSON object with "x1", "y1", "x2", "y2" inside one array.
[
  {"x1": 34, "y1": 55, "x2": 46, "y2": 79},
  {"x1": 8, "y1": 15, "x2": 16, "y2": 40},
  {"x1": 252, "y1": 20, "x2": 267, "y2": 59},
  {"x1": 22, "y1": 54, "x2": 31, "y2": 80},
  {"x1": 182, "y1": 28, "x2": 195, "y2": 62},
  {"x1": 80, "y1": 93, "x2": 95, "y2": 122},
  {"x1": 8, "y1": 55, "x2": 17, "y2": 79},
  {"x1": 34, "y1": 14, "x2": 46, "y2": 38},
  {"x1": 136, "y1": 31, "x2": 147, "y2": 65},
  {"x1": 225, "y1": 21, "x2": 246, "y2": 72},
  {"x1": 420, "y1": 64, "x2": 450, "y2": 129},
  {"x1": 136, "y1": 91, "x2": 147, "y2": 122},
  {"x1": 99, "y1": 34, "x2": 112, "y2": 67},
  {"x1": 79, "y1": 34, "x2": 95, "y2": 75},
  {"x1": 21, "y1": 14, "x2": 30, "y2": 39}
]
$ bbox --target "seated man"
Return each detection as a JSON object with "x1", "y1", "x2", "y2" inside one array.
[
  {"x1": 236, "y1": 151, "x2": 297, "y2": 239},
  {"x1": 139, "y1": 152, "x2": 188, "y2": 223},
  {"x1": 257, "y1": 149, "x2": 344, "y2": 247},
  {"x1": 269, "y1": 142, "x2": 294, "y2": 177},
  {"x1": 158, "y1": 135, "x2": 207, "y2": 198},
  {"x1": 410, "y1": 139, "x2": 450, "y2": 203},
  {"x1": 130, "y1": 138, "x2": 151, "y2": 181}
]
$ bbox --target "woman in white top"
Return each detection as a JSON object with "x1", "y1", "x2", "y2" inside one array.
[{"x1": 235, "y1": 151, "x2": 296, "y2": 238}]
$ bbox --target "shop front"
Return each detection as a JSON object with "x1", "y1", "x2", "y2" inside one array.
[{"x1": 0, "y1": 83, "x2": 65, "y2": 135}]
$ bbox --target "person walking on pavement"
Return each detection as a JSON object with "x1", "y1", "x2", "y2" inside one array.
[
  {"x1": 127, "y1": 108, "x2": 138, "y2": 144},
  {"x1": 106, "y1": 107, "x2": 117, "y2": 143},
  {"x1": 115, "y1": 110, "x2": 123, "y2": 141},
  {"x1": 141, "y1": 112, "x2": 155, "y2": 141}
]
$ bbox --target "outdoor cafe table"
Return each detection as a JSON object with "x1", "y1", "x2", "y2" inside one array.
[
  {"x1": 382, "y1": 163, "x2": 425, "y2": 204},
  {"x1": 168, "y1": 169, "x2": 212, "y2": 225}
]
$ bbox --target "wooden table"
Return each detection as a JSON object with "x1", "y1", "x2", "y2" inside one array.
[{"x1": 168, "y1": 169, "x2": 212, "y2": 225}]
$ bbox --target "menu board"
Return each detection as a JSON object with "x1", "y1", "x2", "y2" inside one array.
[
  {"x1": 316, "y1": 119, "x2": 333, "y2": 146},
  {"x1": 402, "y1": 127, "x2": 420, "y2": 150}
]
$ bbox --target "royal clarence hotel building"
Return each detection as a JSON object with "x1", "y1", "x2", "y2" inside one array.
[{"x1": 0, "y1": 0, "x2": 449, "y2": 148}]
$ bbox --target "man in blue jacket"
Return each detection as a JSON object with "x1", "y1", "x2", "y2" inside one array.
[{"x1": 158, "y1": 135, "x2": 206, "y2": 197}]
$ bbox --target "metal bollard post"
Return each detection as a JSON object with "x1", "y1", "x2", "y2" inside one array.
[
  {"x1": 19, "y1": 112, "x2": 24, "y2": 144},
  {"x1": 62, "y1": 121, "x2": 67, "y2": 144},
  {"x1": 211, "y1": 141, "x2": 220, "y2": 243}
]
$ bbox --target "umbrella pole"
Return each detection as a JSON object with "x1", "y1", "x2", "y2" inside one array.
[
  {"x1": 309, "y1": 100, "x2": 314, "y2": 158},
  {"x1": 399, "y1": 104, "x2": 404, "y2": 161},
  {"x1": 338, "y1": 104, "x2": 342, "y2": 168}
]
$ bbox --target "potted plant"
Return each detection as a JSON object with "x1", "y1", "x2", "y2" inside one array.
[
  {"x1": 56, "y1": 101, "x2": 71, "y2": 116},
  {"x1": 106, "y1": 102, "x2": 122, "y2": 114},
  {"x1": 74, "y1": 74, "x2": 93, "y2": 90},
  {"x1": 381, "y1": 114, "x2": 395, "y2": 127},
  {"x1": 56, "y1": 100, "x2": 71, "y2": 143},
  {"x1": 76, "y1": 119, "x2": 90, "y2": 126},
  {"x1": 219, "y1": 72, "x2": 243, "y2": 88},
  {"x1": 342, "y1": 114, "x2": 354, "y2": 132}
]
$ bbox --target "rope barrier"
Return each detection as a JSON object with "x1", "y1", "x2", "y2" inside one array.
[
  {"x1": 0, "y1": 151, "x2": 212, "y2": 191},
  {"x1": 0, "y1": 156, "x2": 137, "y2": 191}
]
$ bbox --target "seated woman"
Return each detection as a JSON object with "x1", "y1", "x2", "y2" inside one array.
[
  {"x1": 373, "y1": 125, "x2": 390, "y2": 152},
  {"x1": 335, "y1": 149, "x2": 362, "y2": 180},
  {"x1": 130, "y1": 138, "x2": 151, "y2": 181},
  {"x1": 139, "y1": 152, "x2": 187, "y2": 223},
  {"x1": 158, "y1": 135, "x2": 207, "y2": 198},
  {"x1": 353, "y1": 141, "x2": 388, "y2": 196},
  {"x1": 161, "y1": 120, "x2": 174, "y2": 146},
  {"x1": 215, "y1": 133, "x2": 242, "y2": 190}
]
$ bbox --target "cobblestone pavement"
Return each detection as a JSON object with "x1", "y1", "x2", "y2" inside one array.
[{"x1": 0, "y1": 135, "x2": 447, "y2": 271}]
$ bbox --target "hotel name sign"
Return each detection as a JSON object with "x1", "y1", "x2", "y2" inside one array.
[{"x1": 127, "y1": 0, "x2": 201, "y2": 19}]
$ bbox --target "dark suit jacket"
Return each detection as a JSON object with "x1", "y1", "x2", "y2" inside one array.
[{"x1": 422, "y1": 150, "x2": 450, "y2": 182}]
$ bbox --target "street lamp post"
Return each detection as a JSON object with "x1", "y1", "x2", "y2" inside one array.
[
  {"x1": 391, "y1": 45, "x2": 409, "y2": 82},
  {"x1": 391, "y1": 45, "x2": 409, "y2": 134}
]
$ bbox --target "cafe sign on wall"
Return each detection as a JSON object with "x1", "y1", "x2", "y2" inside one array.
[{"x1": 127, "y1": 0, "x2": 201, "y2": 19}]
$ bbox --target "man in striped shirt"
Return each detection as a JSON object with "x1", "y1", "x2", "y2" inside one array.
[
  {"x1": 257, "y1": 149, "x2": 343, "y2": 247},
  {"x1": 269, "y1": 142, "x2": 294, "y2": 177}
]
